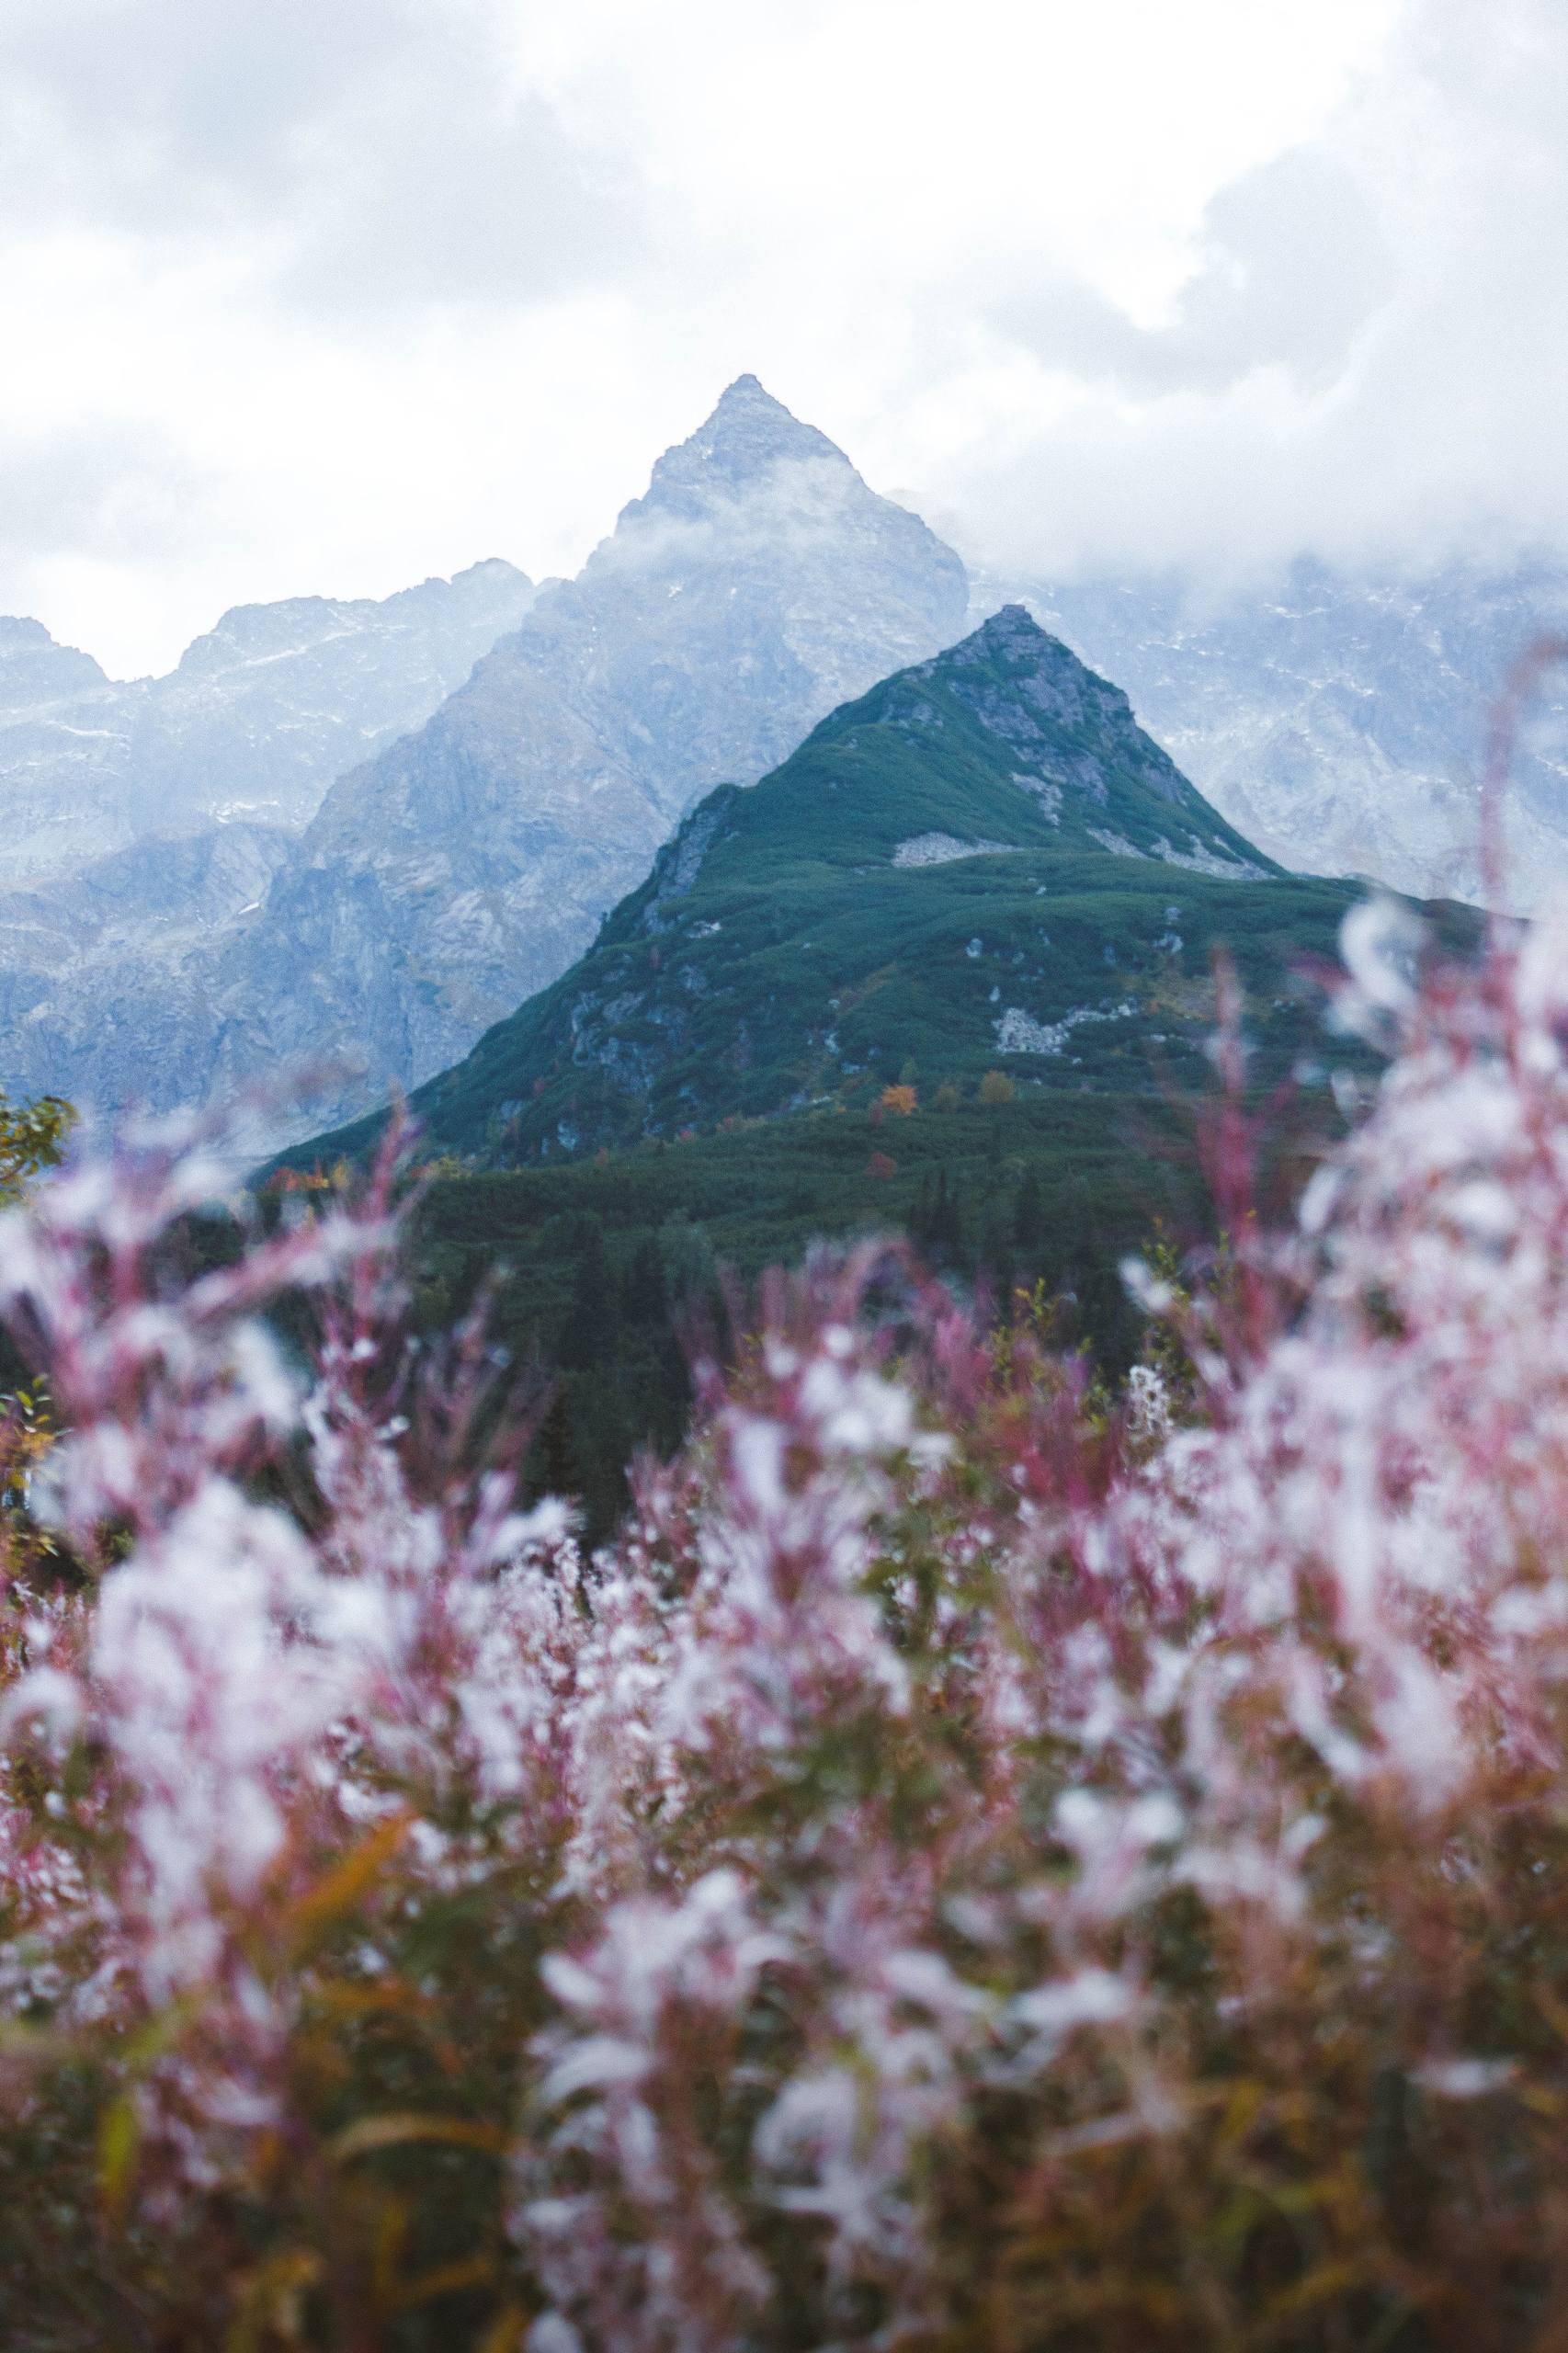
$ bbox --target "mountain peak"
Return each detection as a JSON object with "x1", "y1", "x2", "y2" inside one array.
[
  {"x1": 0, "y1": 614, "x2": 109, "y2": 699},
  {"x1": 979, "y1": 601, "x2": 1048, "y2": 643},
  {"x1": 890, "y1": 604, "x2": 1235, "y2": 822},
  {"x1": 629, "y1": 377, "x2": 856, "y2": 524},
  {"x1": 911, "y1": 602, "x2": 1097, "y2": 688},
  {"x1": 0, "y1": 616, "x2": 62, "y2": 652},
  {"x1": 931, "y1": 602, "x2": 1128, "y2": 699},
  {"x1": 955, "y1": 602, "x2": 1064, "y2": 668},
  {"x1": 706, "y1": 371, "x2": 820, "y2": 433},
  {"x1": 716, "y1": 370, "x2": 774, "y2": 405}
]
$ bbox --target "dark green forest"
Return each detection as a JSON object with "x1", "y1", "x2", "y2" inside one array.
[{"x1": 407, "y1": 1081, "x2": 1329, "y2": 1535}]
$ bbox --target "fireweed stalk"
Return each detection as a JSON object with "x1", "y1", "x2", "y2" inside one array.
[{"x1": 7, "y1": 911, "x2": 1568, "y2": 2347}]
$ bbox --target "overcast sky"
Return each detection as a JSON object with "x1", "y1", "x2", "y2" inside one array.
[{"x1": 2, "y1": 0, "x2": 1563, "y2": 676}]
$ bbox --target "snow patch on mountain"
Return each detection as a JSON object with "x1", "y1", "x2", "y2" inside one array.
[
  {"x1": 995, "y1": 1002, "x2": 1138, "y2": 1056},
  {"x1": 1089, "y1": 824, "x2": 1266, "y2": 880},
  {"x1": 893, "y1": 833, "x2": 1021, "y2": 868}
]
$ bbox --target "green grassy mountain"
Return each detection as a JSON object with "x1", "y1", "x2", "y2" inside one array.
[
  {"x1": 273, "y1": 607, "x2": 1481, "y2": 1531},
  {"x1": 299, "y1": 605, "x2": 1415, "y2": 1174}
]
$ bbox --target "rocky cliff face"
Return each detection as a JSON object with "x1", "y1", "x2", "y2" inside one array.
[
  {"x1": 979, "y1": 560, "x2": 1568, "y2": 910},
  {"x1": 0, "y1": 824, "x2": 297, "y2": 1118},
  {"x1": 183, "y1": 376, "x2": 971, "y2": 1138}
]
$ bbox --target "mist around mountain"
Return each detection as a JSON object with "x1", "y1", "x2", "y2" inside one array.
[
  {"x1": 0, "y1": 559, "x2": 539, "y2": 1121},
  {"x1": 0, "y1": 375, "x2": 969, "y2": 1141},
  {"x1": 1, "y1": 373, "x2": 1561, "y2": 1152}
]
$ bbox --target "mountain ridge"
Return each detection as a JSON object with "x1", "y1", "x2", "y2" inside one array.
[
  {"x1": 0, "y1": 559, "x2": 539, "y2": 1125},
  {"x1": 0, "y1": 380, "x2": 1534, "y2": 1148}
]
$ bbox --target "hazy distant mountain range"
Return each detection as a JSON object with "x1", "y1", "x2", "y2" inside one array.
[
  {"x1": 0, "y1": 563, "x2": 537, "y2": 1129},
  {"x1": 0, "y1": 377, "x2": 970, "y2": 1136},
  {"x1": 0, "y1": 563, "x2": 535, "y2": 877},
  {"x1": 0, "y1": 376, "x2": 1563, "y2": 1137}
]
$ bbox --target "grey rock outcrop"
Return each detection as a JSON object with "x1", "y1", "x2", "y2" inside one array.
[
  {"x1": 0, "y1": 824, "x2": 297, "y2": 1113},
  {"x1": 976, "y1": 561, "x2": 1568, "y2": 911}
]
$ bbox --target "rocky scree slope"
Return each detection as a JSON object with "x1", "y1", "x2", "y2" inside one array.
[
  {"x1": 301, "y1": 607, "x2": 1426, "y2": 1174},
  {"x1": 199, "y1": 376, "x2": 971, "y2": 1139}
]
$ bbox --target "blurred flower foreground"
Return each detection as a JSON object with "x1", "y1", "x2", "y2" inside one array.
[{"x1": 6, "y1": 907, "x2": 1568, "y2": 2352}]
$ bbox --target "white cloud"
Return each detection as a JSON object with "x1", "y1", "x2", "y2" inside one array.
[
  {"x1": 0, "y1": 0, "x2": 1562, "y2": 674},
  {"x1": 943, "y1": 0, "x2": 1568, "y2": 586}
]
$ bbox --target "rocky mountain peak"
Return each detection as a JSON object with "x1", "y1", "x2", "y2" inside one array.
[
  {"x1": 977, "y1": 562, "x2": 1568, "y2": 911},
  {"x1": 178, "y1": 597, "x2": 354, "y2": 673},
  {"x1": 3, "y1": 388, "x2": 972, "y2": 1142},
  {"x1": 453, "y1": 556, "x2": 529, "y2": 591},
  {"x1": 176, "y1": 560, "x2": 534, "y2": 678},
  {"x1": 975, "y1": 601, "x2": 1049, "y2": 649},
  {"x1": 284, "y1": 602, "x2": 1331, "y2": 1177},
  {"x1": 960, "y1": 603, "x2": 1119, "y2": 685},
  {"x1": 929, "y1": 603, "x2": 1138, "y2": 715},
  {"x1": 900, "y1": 609, "x2": 1228, "y2": 824},
  {"x1": 0, "y1": 616, "x2": 110, "y2": 704},
  {"x1": 570, "y1": 378, "x2": 968, "y2": 694},
  {"x1": 0, "y1": 617, "x2": 56, "y2": 652},
  {"x1": 621, "y1": 375, "x2": 858, "y2": 529}
]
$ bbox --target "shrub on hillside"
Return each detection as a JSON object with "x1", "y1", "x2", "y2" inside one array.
[{"x1": 6, "y1": 906, "x2": 1568, "y2": 2346}]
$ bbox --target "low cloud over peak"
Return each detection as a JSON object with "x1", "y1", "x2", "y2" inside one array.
[{"x1": 0, "y1": 0, "x2": 1563, "y2": 671}]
